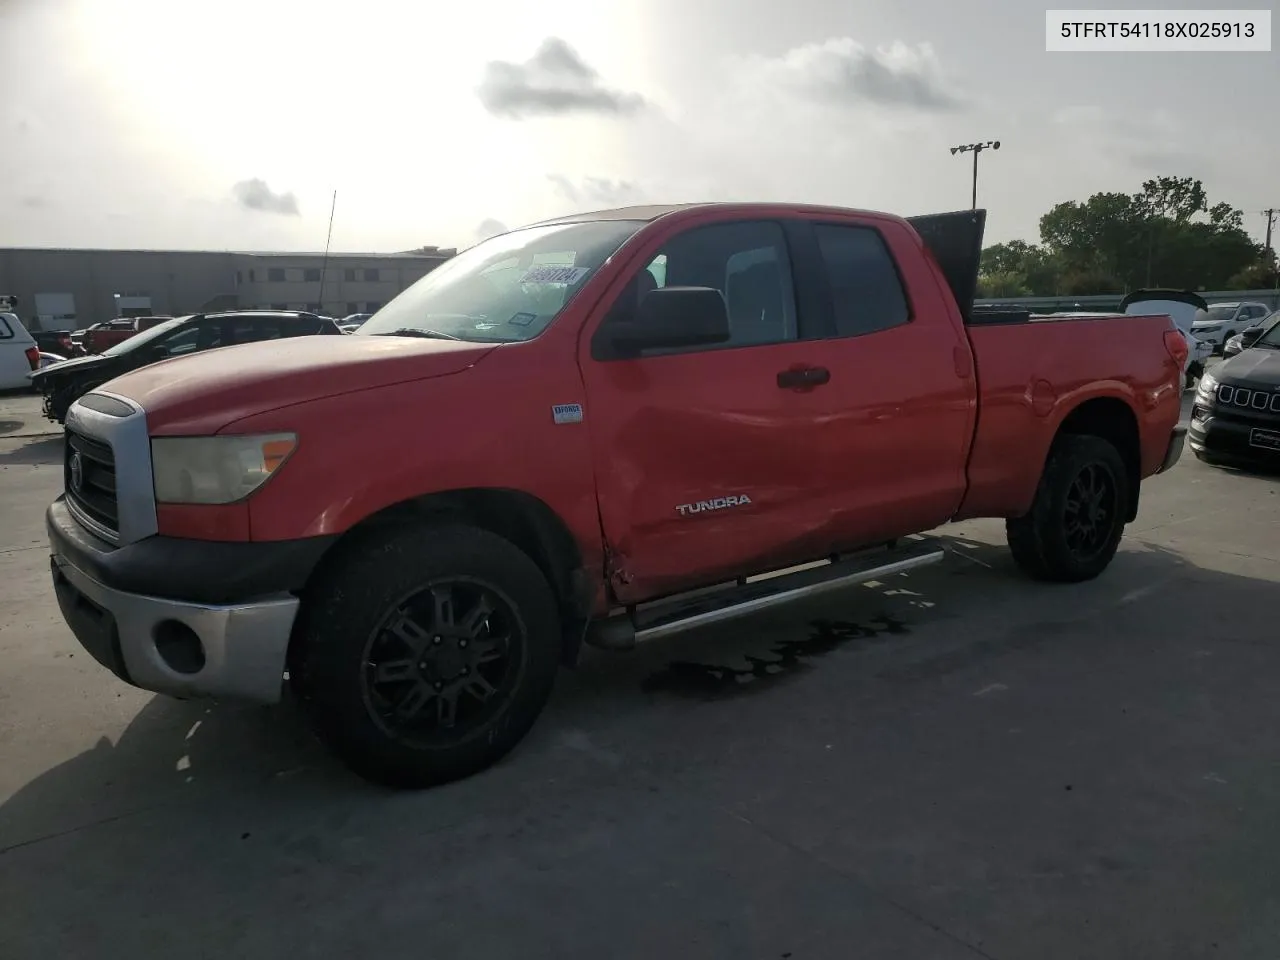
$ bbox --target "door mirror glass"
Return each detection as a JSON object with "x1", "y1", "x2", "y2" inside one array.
[{"x1": 608, "y1": 286, "x2": 731, "y2": 356}]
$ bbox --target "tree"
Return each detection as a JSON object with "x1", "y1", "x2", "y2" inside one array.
[{"x1": 976, "y1": 176, "x2": 1264, "y2": 296}]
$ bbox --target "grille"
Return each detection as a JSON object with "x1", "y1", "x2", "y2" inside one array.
[
  {"x1": 1217, "y1": 384, "x2": 1280, "y2": 415},
  {"x1": 65, "y1": 428, "x2": 118, "y2": 537}
]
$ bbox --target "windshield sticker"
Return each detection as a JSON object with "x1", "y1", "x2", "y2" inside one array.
[
  {"x1": 508, "y1": 312, "x2": 537, "y2": 326},
  {"x1": 521, "y1": 265, "x2": 590, "y2": 285}
]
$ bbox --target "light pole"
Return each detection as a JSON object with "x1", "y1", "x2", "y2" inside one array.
[{"x1": 949, "y1": 140, "x2": 1001, "y2": 209}]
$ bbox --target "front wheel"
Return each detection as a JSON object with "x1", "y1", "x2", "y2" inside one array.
[
  {"x1": 1006, "y1": 435, "x2": 1131, "y2": 583},
  {"x1": 289, "y1": 523, "x2": 562, "y2": 789}
]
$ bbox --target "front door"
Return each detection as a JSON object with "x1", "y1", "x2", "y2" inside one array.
[{"x1": 580, "y1": 218, "x2": 839, "y2": 603}]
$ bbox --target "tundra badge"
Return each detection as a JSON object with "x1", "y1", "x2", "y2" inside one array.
[
  {"x1": 552, "y1": 403, "x2": 584, "y2": 425},
  {"x1": 676, "y1": 495, "x2": 752, "y2": 516}
]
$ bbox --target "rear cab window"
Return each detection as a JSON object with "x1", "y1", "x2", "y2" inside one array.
[{"x1": 810, "y1": 223, "x2": 911, "y2": 338}]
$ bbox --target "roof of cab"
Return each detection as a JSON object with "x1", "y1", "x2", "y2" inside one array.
[{"x1": 525, "y1": 201, "x2": 907, "y2": 230}]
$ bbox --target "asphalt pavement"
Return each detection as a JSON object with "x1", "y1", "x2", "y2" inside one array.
[{"x1": 2, "y1": 386, "x2": 1279, "y2": 959}]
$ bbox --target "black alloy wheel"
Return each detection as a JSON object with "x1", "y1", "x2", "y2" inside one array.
[
  {"x1": 361, "y1": 578, "x2": 523, "y2": 749},
  {"x1": 1006, "y1": 434, "x2": 1131, "y2": 583},
  {"x1": 1061, "y1": 462, "x2": 1119, "y2": 565}
]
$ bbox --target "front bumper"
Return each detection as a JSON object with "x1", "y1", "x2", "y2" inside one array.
[
  {"x1": 47, "y1": 498, "x2": 335, "y2": 704},
  {"x1": 1188, "y1": 411, "x2": 1280, "y2": 467}
]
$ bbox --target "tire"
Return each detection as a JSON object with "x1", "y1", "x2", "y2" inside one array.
[
  {"x1": 289, "y1": 523, "x2": 562, "y2": 789},
  {"x1": 1005, "y1": 434, "x2": 1131, "y2": 583}
]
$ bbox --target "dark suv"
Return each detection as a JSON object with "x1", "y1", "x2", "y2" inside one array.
[{"x1": 31, "y1": 311, "x2": 343, "y2": 423}]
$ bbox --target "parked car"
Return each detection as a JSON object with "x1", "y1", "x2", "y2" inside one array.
[
  {"x1": 1190, "y1": 300, "x2": 1272, "y2": 353},
  {"x1": 31, "y1": 310, "x2": 343, "y2": 422},
  {"x1": 0, "y1": 311, "x2": 40, "y2": 390},
  {"x1": 81, "y1": 318, "x2": 143, "y2": 354},
  {"x1": 339, "y1": 313, "x2": 373, "y2": 334},
  {"x1": 1190, "y1": 310, "x2": 1280, "y2": 468},
  {"x1": 1119, "y1": 289, "x2": 1215, "y2": 386},
  {"x1": 46, "y1": 203, "x2": 1187, "y2": 789},
  {"x1": 38, "y1": 352, "x2": 68, "y2": 369},
  {"x1": 33, "y1": 329, "x2": 78, "y2": 356},
  {"x1": 1223, "y1": 310, "x2": 1277, "y2": 359}
]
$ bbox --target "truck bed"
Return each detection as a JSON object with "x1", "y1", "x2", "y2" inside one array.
[{"x1": 957, "y1": 310, "x2": 1182, "y2": 520}]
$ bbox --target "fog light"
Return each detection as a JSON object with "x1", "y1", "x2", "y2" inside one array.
[{"x1": 153, "y1": 620, "x2": 206, "y2": 674}]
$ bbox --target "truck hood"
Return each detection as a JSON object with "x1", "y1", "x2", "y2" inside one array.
[
  {"x1": 29, "y1": 352, "x2": 113, "y2": 385},
  {"x1": 101, "y1": 335, "x2": 499, "y2": 434},
  {"x1": 1218, "y1": 347, "x2": 1280, "y2": 388}
]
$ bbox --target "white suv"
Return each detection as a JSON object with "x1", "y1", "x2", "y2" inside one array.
[{"x1": 1191, "y1": 301, "x2": 1272, "y2": 352}]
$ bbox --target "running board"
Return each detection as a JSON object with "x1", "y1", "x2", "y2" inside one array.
[{"x1": 585, "y1": 540, "x2": 946, "y2": 652}]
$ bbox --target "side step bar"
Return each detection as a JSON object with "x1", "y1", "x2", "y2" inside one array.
[{"x1": 585, "y1": 539, "x2": 946, "y2": 652}]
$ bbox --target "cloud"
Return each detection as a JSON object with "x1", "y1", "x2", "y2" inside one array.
[
  {"x1": 475, "y1": 218, "x2": 508, "y2": 239},
  {"x1": 547, "y1": 174, "x2": 645, "y2": 209},
  {"x1": 231, "y1": 178, "x2": 300, "y2": 216},
  {"x1": 478, "y1": 38, "x2": 645, "y2": 119},
  {"x1": 751, "y1": 38, "x2": 963, "y2": 112},
  {"x1": 1052, "y1": 106, "x2": 1210, "y2": 175}
]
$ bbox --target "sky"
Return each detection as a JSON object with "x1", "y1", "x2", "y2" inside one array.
[{"x1": 0, "y1": 0, "x2": 1275, "y2": 253}]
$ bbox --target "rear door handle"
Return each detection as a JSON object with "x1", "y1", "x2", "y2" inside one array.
[{"x1": 777, "y1": 366, "x2": 831, "y2": 390}]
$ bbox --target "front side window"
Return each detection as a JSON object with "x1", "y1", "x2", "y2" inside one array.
[
  {"x1": 1254, "y1": 314, "x2": 1280, "y2": 349},
  {"x1": 357, "y1": 219, "x2": 646, "y2": 343},
  {"x1": 599, "y1": 220, "x2": 798, "y2": 352},
  {"x1": 813, "y1": 223, "x2": 910, "y2": 337}
]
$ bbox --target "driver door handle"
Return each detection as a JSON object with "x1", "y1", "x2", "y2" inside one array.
[{"x1": 777, "y1": 366, "x2": 830, "y2": 390}]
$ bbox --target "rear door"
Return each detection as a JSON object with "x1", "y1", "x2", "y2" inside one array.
[
  {"x1": 580, "y1": 217, "x2": 848, "y2": 601},
  {"x1": 782, "y1": 215, "x2": 977, "y2": 546}
]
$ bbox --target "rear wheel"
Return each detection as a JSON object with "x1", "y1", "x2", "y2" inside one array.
[
  {"x1": 289, "y1": 523, "x2": 562, "y2": 788},
  {"x1": 1006, "y1": 435, "x2": 1130, "y2": 583}
]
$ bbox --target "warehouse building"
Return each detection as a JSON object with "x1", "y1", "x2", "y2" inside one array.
[{"x1": 0, "y1": 245, "x2": 457, "y2": 330}]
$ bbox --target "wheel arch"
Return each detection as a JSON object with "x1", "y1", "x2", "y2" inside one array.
[
  {"x1": 297, "y1": 488, "x2": 596, "y2": 666},
  {"x1": 1047, "y1": 396, "x2": 1142, "y2": 522}
]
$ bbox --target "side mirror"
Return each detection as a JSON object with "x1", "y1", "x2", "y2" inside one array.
[
  {"x1": 608, "y1": 286, "x2": 731, "y2": 356},
  {"x1": 1240, "y1": 328, "x2": 1264, "y2": 347}
]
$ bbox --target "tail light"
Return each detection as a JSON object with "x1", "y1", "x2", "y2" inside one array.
[
  {"x1": 24, "y1": 346, "x2": 40, "y2": 371},
  {"x1": 1163, "y1": 329, "x2": 1189, "y2": 368}
]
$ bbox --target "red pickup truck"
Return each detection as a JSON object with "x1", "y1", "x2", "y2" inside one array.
[
  {"x1": 81, "y1": 316, "x2": 173, "y2": 354},
  {"x1": 47, "y1": 203, "x2": 1188, "y2": 788}
]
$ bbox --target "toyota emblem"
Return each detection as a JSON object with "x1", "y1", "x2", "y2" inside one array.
[{"x1": 69, "y1": 451, "x2": 84, "y2": 494}]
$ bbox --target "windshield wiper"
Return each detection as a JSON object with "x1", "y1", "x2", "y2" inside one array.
[{"x1": 374, "y1": 327, "x2": 462, "y2": 341}]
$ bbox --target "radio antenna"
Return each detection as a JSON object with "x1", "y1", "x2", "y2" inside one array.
[{"x1": 317, "y1": 190, "x2": 338, "y2": 313}]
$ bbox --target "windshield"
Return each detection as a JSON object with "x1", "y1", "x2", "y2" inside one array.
[
  {"x1": 1254, "y1": 314, "x2": 1280, "y2": 349},
  {"x1": 101, "y1": 317, "x2": 186, "y2": 356},
  {"x1": 356, "y1": 220, "x2": 645, "y2": 343},
  {"x1": 1199, "y1": 305, "x2": 1236, "y2": 323}
]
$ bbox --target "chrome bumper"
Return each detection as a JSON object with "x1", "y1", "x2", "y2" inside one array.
[{"x1": 51, "y1": 552, "x2": 299, "y2": 704}]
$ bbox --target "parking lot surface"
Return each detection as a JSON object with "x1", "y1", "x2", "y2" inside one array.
[{"x1": 2, "y1": 388, "x2": 1279, "y2": 959}]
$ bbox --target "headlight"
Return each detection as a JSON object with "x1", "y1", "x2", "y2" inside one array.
[
  {"x1": 1197, "y1": 372, "x2": 1218, "y2": 398},
  {"x1": 152, "y1": 433, "x2": 297, "y2": 504}
]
